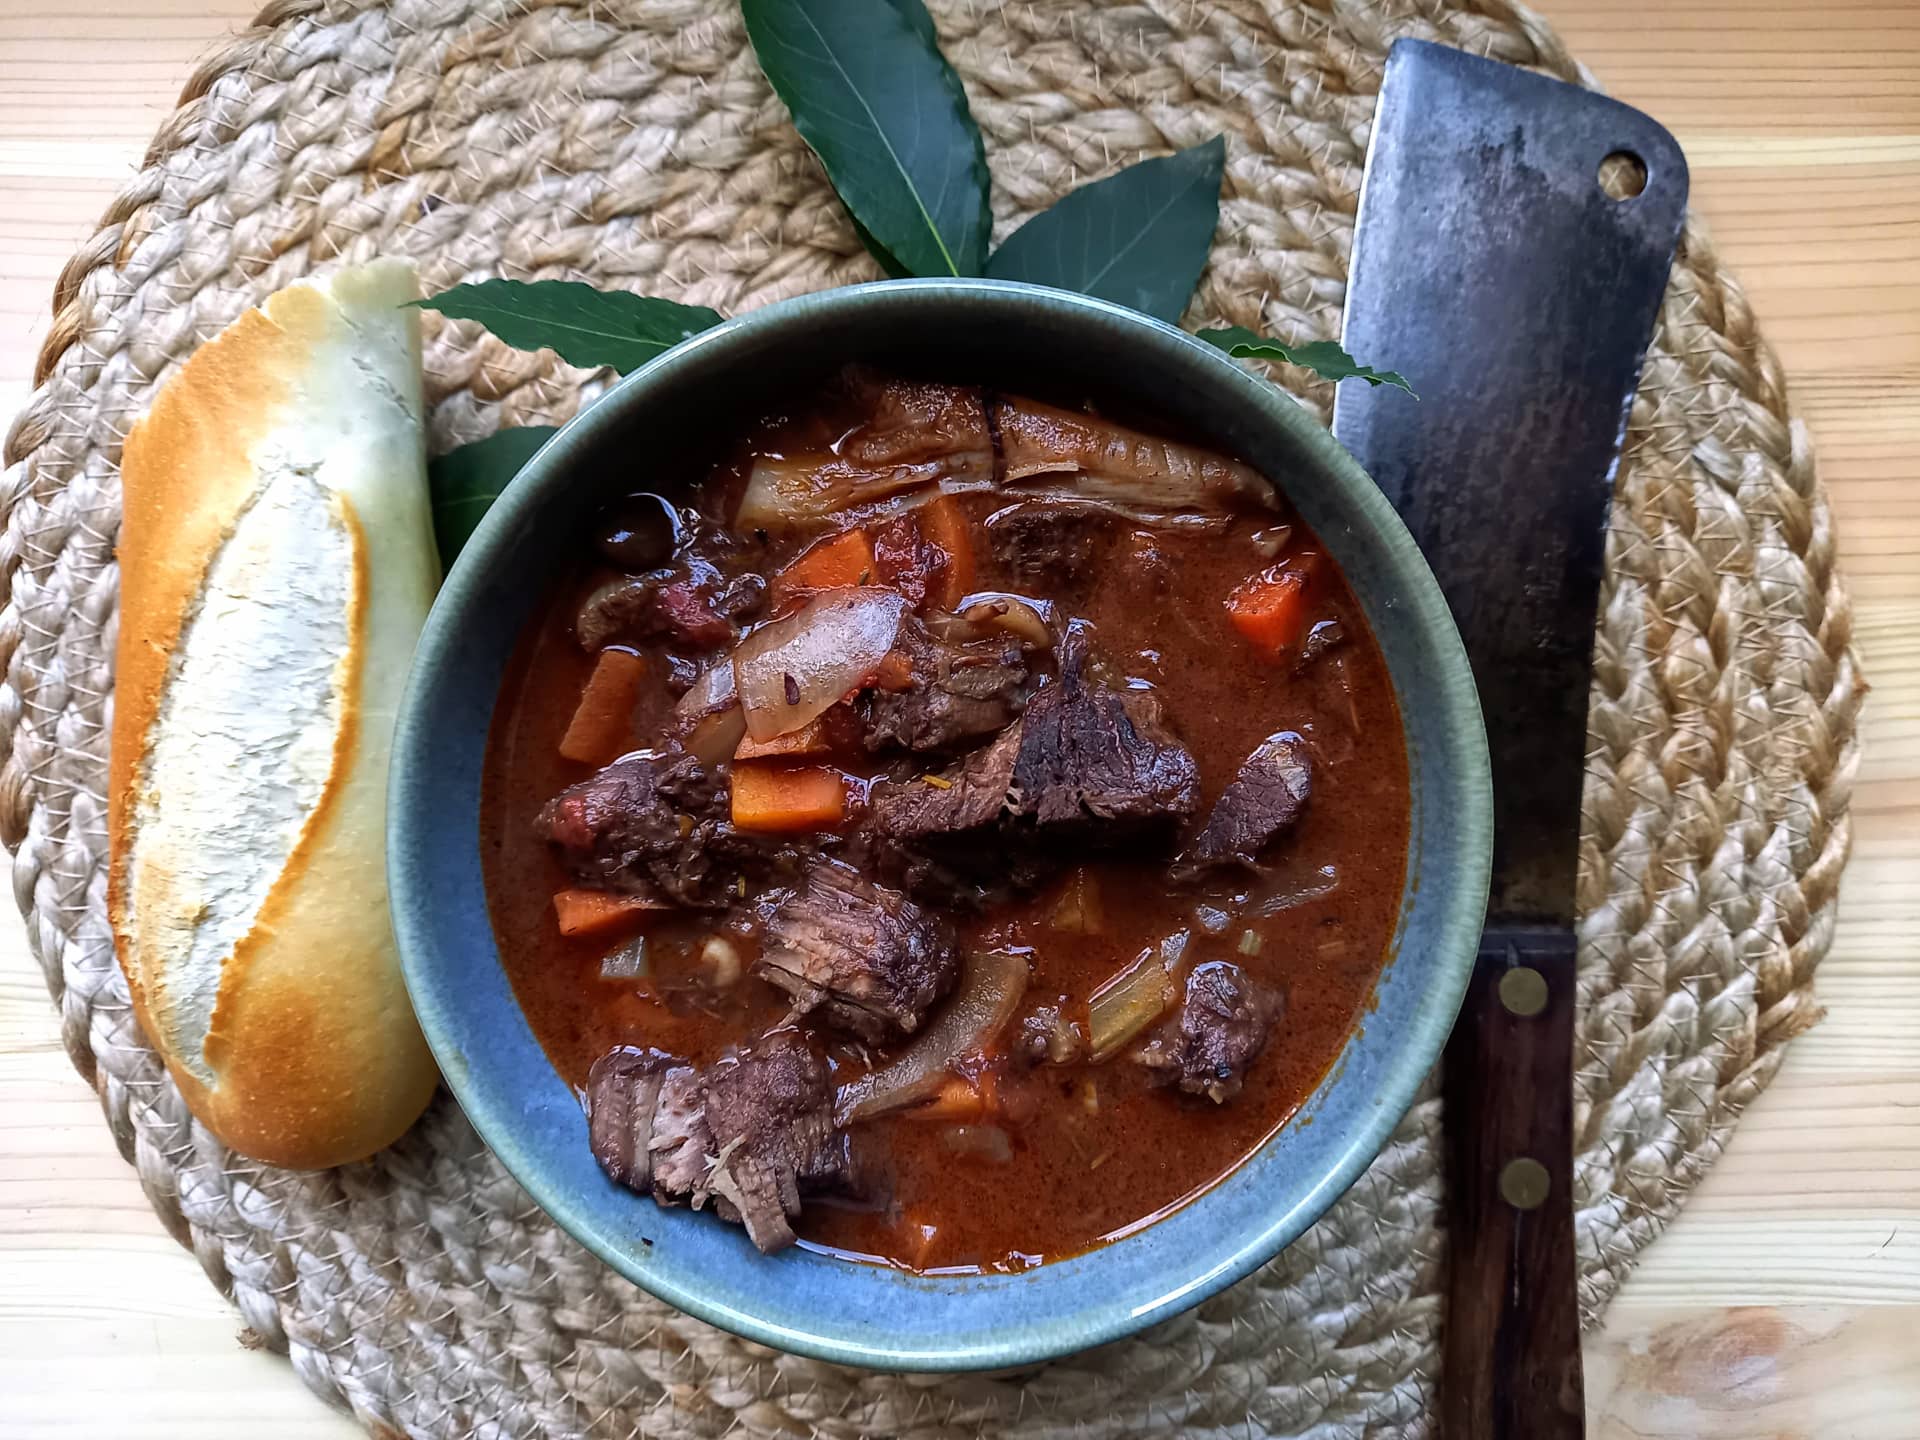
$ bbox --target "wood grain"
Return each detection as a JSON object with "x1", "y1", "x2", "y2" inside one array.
[{"x1": 0, "y1": 1, "x2": 1915, "y2": 1436}]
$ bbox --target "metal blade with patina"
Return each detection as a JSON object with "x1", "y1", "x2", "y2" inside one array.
[{"x1": 1332, "y1": 38, "x2": 1687, "y2": 1440}]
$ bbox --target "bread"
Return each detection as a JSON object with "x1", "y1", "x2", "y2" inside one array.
[{"x1": 109, "y1": 259, "x2": 441, "y2": 1169}]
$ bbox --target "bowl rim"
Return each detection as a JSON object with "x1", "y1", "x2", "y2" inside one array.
[{"x1": 390, "y1": 276, "x2": 1491, "y2": 1370}]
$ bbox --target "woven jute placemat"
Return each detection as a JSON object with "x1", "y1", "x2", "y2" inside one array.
[{"x1": 1, "y1": 0, "x2": 1864, "y2": 1434}]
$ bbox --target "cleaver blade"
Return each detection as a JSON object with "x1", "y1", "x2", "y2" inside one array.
[{"x1": 1332, "y1": 37, "x2": 1687, "y2": 1440}]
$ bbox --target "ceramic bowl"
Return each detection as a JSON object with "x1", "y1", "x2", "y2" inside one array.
[{"x1": 389, "y1": 278, "x2": 1491, "y2": 1371}]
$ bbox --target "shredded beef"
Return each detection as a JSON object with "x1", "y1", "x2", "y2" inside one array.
[
  {"x1": 583, "y1": 1031, "x2": 854, "y2": 1253},
  {"x1": 755, "y1": 860, "x2": 960, "y2": 1041}
]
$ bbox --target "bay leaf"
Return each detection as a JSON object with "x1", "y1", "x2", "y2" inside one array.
[
  {"x1": 985, "y1": 138, "x2": 1226, "y2": 323},
  {"x1": 415, "y1": 281, "x2": 723, "y2": 374},
  {"x1": 429, "y1": 426, "x2": 560, "y2": 567},
  {"x1": 742, "y1": 0, "x2": 990, "y2": 278},
  {"x1": 1198, "y1": 325, "x2": 1417, "y2": 396}
]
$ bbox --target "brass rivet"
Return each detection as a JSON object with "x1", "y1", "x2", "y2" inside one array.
[
  {"x1": 1499, "y1": 966, "x2": 1548, "y2": 1018},
  {"x1": 1501, "y1": 1157, "x2": 1551, "y2": 1210}
]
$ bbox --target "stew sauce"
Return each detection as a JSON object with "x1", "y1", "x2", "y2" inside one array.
[{"x1": 481, "y1": 371, "x2": 1410, "y2": 1272}]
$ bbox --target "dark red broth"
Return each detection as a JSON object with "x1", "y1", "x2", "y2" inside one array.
[{"x1": 480, "y1": 373, "x2": 1409, "y2": 1272}]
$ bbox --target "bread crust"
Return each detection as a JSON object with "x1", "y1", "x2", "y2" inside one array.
[{"x1": 110, "y1": 261, "x2": 440, "y2": 1169}]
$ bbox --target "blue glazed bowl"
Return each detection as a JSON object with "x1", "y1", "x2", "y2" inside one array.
[{"x1": 389, "y1": 279, "x2": 1491, "y2": 1372}]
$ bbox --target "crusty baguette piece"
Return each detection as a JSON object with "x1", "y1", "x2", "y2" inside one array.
[{"x1": 109, "y1": 259, "x2": 441, "y2": 1169}]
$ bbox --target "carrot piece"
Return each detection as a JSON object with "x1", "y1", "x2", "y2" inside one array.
[
  {"x1": 770, "y1": 527, "x2": 874, "y2": 605},
  {"x1": 729, "y1": 762, "x2": 847, "y2": 833},
  {"x1": 734, "y1": 715, "x2": 831, "y2": 761},
  {"x1": 871, "y1": 496, "x2": 977, "y2": 610},
  {"x1": 902, "y1": 1077, "x2": 988, "y2": 1123},
  {"x1": 553, "y1": 888, "x2": 663, "y2": 939},
  {"x1": 916, "y1": 494, "x2": 976, "y2": 610},
  {"x1": 1225, "y1": 564, "x2": 1313, "y2": 656},
  {"x1": 557, "y1": 649, "x2": 648, "y2": 764}
]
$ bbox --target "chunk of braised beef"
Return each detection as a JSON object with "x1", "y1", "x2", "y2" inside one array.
[
  {"x1": 575, "y1": 574, "x2": 661, "y2": 652},
  {"x1": 575, "y1": 570, "x2": 727, "y2": 651},
  {"x1": 867, "y1": 626, "x2": 1198, "y2": 903},
  {"x1": 1006, "y1": 624, "x2": 1199, "y2": 837},
  {"x1": 859, "y1": 613, "x2": 1030, "y2": 755},
  {"x1": 585, "y1": 1032, "x2": 853, "y2": 1253},
  {"x1": 986, "y1": 502, "x2": 1116, "y2": 591},
  {"x1": 870, "y1": 720, "x2": 1024, "y2": 846},
  {"x1": 585, "y1": 1047, "x2": 675, "y2": 1190},
  {"x1": 536, "y1": 750, "x2": 770, "y2": 909},
  {"x1": 755, "y1": 859, "x2": 960, "y2": 1041},
  {"x1": 655, "y1": 575, "x2": 736, "y2": 649},
  {"x1": 1135, "y1": 961, "x2": 1282, "y2": 1103},
  {"x1": 702, "y1": 1031, "x2": 855, "y2": 1251},
  {"x1": 575, "y1": 517, "x2": 765, "y2": 654},
  {"x1": 1171, "y1": 732, "x2": 1313, "y2": 883},
  {"x1": 865, "y1": 721, "x2": 1034, "y2": 906}
]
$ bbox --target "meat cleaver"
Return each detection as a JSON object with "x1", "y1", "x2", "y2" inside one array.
[{"x1": 1331, "y1": 39, "x2": 1688, "y2": 1439}]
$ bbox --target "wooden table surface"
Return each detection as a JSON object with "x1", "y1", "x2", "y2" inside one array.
[{"x1": 2, "y1": 2, "x2": 1915, "y2": 1436}]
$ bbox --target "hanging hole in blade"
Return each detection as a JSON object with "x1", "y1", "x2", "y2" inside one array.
[{"x1": 1598, "y1": 149, "x2": 1648, "y2": 201}]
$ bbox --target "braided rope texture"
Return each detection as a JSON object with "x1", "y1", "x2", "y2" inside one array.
[{"x1": 0, "y1": 0, "x2": 1864, "y2": 1434}]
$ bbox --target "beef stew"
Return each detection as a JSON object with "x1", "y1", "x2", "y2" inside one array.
[{"x1": 481, "y1": 366, "x2": 1410, "y2": 1272}]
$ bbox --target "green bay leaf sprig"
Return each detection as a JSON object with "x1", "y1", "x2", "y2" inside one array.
[
  {"x1": 417, "y1": 0, "x2": 1411, "y2": 570},
  {"x1": 741, "y1": 0, "x2": 991, "y2": 278},
  {"x1": 414, "y1": 280, "x2": 723, "y2": 374},
  {"x1": 428, "y1": 425, "x2": 559, "y2": 565},
  {"x1": 985, "y1": 138, "x2": 1226, "y2": 324},
  {"x1": 1197, "y1": 326, "x2": 1418, "y2": 397}
]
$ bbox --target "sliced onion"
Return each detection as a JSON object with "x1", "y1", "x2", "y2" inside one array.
[
  {"x1": 599, "y1": 934, "x2": 649, "y2": 980},
  {"x1": 673, "y1": 658, "x2": 736, "y2": 721},
  {"x1": 732, "y1": 587, "x2": 907, "y2": 742},
  {"x1": 1253, "y1": 864, "x2": 1340, "y2": 916},
  {"x1": 671, "y1": 660, "x2": 747, "y2": 765},
  {"x1": 1048, "y1": 868, "x2": 1104, "y2": 935},
  {"x1": 837, "y1": 949, "x2": 1029, "y2": 1124},
  {"x1": 959, "y1": 594, "x2": 1053, "y2": 649},
  {"x1": 683, "y1": 704, "x2": 747, "y2": 767},
  {"x1": 941, "y1": 1125, "x2": 1013, "y2": 1164},
  {"x1": 1087, "y1": 931, "x2": 1189, "y2": 1062}
]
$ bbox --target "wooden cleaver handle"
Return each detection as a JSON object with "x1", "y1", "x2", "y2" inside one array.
[{"x1": 1442, "y1": 924, "x2": 1585, "y2": 1438}]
